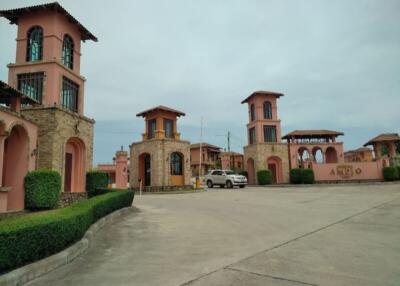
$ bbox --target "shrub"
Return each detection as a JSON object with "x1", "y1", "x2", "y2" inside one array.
[
  {"x1": 397, "y1": 166, "x2": 400, "y2": 181},
  {"x1": 24, "y1": 169, "x2": 61, "y2": 210},
  {"x1": 91, "y1": 188, "x2": 111, "y2": 197},
  {"x1": 382, "y1": 167, "x2": 398, "y2": 181},
  {"x1": 257, "y1": 170, "x2": 272, "y2": 185},
  {"x1": 290, "y1": 169, "x2": 302, "y2": 184},
  {"x1": 0, "y1": 189, "x2": 134, "y2": 273},
  {"x1": 301, "y1": 169, "x2": 315, "y2": 184},
  {"x1": 86, "y1": 171, "x2": 109, "y2": 197},
  {"x1": 238, "y1": 170, "x2": 248, "y2": 178}
]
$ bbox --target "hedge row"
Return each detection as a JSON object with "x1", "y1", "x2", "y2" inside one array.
[
  {"x1": 257, "y1": 170, "x2": 272, "y2": 185},
  {"x1": 0, "y1": 189, "x2": 134, "y2": 273},
  {"x1": 290, "y1": 168, "x2": 315, "y2": 184},
  {"x1": 382, "y1": 166, "x2": 400, "y2": 181},
  {"x1": 24, "y1": 169, "x2": 61, "y2": 210},
  {"x1": 86, "y1": 171, "x2": 109, "y2": 197}
]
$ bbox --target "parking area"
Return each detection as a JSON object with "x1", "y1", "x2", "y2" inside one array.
[{"x1": 28, "y1": 184, "x2": 400, "y2": 286}]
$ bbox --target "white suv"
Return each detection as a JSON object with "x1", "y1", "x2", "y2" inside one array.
[{"x1": 205, "y1": 170, "x2": 247, "y2": 188}]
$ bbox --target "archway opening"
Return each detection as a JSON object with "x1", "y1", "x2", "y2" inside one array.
[
  {"x1": 170, "y1": 152, "x2": 184, "y2": 186},
  {"x1": 325, "y1": 147, "x2": 338, "y2": 163},
  {"x1": 247, "y1": 158, "x2": 255, "y2": 185},
  {"x1": 297, "y1": 147, "x2": 311, "y2": 168},
  {"x1": 267, "y1": 156, "x2": 283, "y2": 184},
  {"x1": 312, "y1": 147, "x2": 324, "y2": 164},
  {"x1": 3, "y1": 125, "x2": 29, "y2": 210},
  {"x1": 65, "y1": 137, "x2": 85, "y2": 192},
  {"x1": 139, "y1": 153, "x2": 151, "y2": 186}
]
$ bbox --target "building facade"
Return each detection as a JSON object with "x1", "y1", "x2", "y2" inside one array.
[
  {"x1": 242, "y1": 91, "x2": 290, "y2": 184},
  {"x1": 0, "y1": 3, "x2": 96, "y2": 194},
  {"x1": 190, "y1": 143, "x2": 221, "y2": 176},
  {"x1": 220, "y1": 151, "x2": 244, "y2": 171},
  {"x1": 344, "y1": 147, "x2": 374, "y2": 163},
  {"x1": 130, "y1": 106, "x2": 191, "y2": 190},
  {"x1": 0, "y1": 81, "x2": 38, "y2": 212},
  {"x1": 97, "y1": 148, "x2": 129, "y2": 189}
]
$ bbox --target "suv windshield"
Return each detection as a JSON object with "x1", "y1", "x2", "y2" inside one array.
[{"x1": 225, "y1": 171, "x2": 236, "y2": 175}]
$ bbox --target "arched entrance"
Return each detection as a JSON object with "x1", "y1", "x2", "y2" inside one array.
[
  {"x1": 247, "y1": 158, "x2": 255, "y2": 185},
  {"x1": 138, "y1": 153, "x2": 151, "y2": 186},
  {"x1": 64, "y1": 138, "x2": 85, "y2": 192},
  {"x1": 3, "y1": 124, "x2": 29, "y2": 210},
  {"x1": 267, "y1": 156, "x2": 283, "y2": 184},
  {"x1": 297, "y1": 147, "x2": 311, "y2": 168},
  {"x1": 312, "y1": 147, "x2": 324, "y2": 163},
  {"x1": 325, "y1": 147, "x2": 338, "y2": 163},
  {"x1": 170, "y1": 152, "x2": 184, "y2": 186}
]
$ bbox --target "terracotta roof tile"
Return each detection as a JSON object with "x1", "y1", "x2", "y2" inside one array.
[
  {"x1": 136, "y1": 105, "x2": 185, "y2": 117},
  {"x1": 0, "y1": 2, "x2": 97, "y2": 42},
  {"x1": 241, "y1": 90, "x2": 284, "y2": 104},
  {"x1": 364, "y1": 133, "x2": 400, "y2": 146},
  {"x1": 282, "y1": 129, "x2": 344, "y2": 139}
]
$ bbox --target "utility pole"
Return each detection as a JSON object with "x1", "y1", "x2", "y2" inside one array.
[
  {"x1": 199, "y1": 116, "x2": 203, "y2": 177},
  {"x1": 227, "y1": 131, "x2": 231, "y2": 152}
]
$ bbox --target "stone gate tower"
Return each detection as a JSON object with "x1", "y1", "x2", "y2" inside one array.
[
  {"x1": 242, "y1": 91, "x2": 290, "y2": 184},
  {"x1": 0, "y1": 2, "x2": 97, "y2": 192}
]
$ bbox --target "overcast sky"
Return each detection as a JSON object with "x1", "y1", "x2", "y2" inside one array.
[{"x1": 1, "y1": 0, "x2": 399, "y2": 164}]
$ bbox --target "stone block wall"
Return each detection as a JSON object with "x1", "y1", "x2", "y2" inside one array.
[
  {"x1": 22, "y1": 106, "x2": 94, "y2": 191},
  {"x1": 244, "y1": 143, "x2": 290, "y2": 183},
  {"x1": 130, "y1": 139, "x2": 191, "y2": 188}
]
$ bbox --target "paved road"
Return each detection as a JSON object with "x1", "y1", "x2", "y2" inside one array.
[{"x1": 28, "y1": 184, "x2": 400, "y2": 286}]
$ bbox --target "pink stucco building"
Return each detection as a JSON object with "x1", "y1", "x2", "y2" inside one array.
[
  {"x1": 97, "y1": 149, "x2": 130, "y2": 189},
  {"x1": 190, "y1": 143, "x2": 221, "y2": 176},
  {"x1": 0, "y1": 81, "x2": 38, "y2": 212},
  {"x1": 0, "y1": 2, "x2": 97, "y2": 212}
]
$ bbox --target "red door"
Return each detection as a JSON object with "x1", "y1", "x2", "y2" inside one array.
[
  {"x1": 268, "y1": 163, "x2": 277, "y2": 184},
  {"x1": 64, "y1": 153, "x2": 72, "y2": 192}
]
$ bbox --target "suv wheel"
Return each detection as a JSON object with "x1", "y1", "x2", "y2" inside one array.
[
  {"x1": 226, "y1": 180, "x2": 233, "y2": 188},
  {"x1": 207, "y1": 180, "x2": 213, "y2": 188}
]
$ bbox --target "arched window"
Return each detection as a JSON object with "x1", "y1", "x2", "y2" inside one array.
[
  {"x1": 250, "y1": 104, "x2": 255, "y2": 121},
  {"x1": 170, "y1": 152, "x2": 183, "y2": 175},
  {"x1": 26, "y1": 26, "x2": 43, "y2": 62},
  {"x1": 263, "y1": 101, "x2": 272, "y2": 119},
  {"x1": 62, "y1": 35, "x2": 74, "y2": 69}
]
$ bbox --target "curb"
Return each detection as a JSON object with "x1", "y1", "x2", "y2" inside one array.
[
  {"x1": 246, "y1": 181, "x2": 400, "y2": 188},
  {"x1": 0, "y1": 206, "x2": 135, "y2": 286}
]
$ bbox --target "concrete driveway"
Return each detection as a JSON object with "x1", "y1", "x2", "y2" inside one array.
[{"x1": 27, "y1": 184, "x2": 400, "y2": 286}]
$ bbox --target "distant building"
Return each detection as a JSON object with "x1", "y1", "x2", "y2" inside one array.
[
  {"x1": 190, "y1": 143, "x2": 221, "y2": 176},
  {"x1": 97, "y1": 149, "x2": 129, "y2": 189},
  {"x1": 220, "y1": 151, "x2": 244, "y2": 171},
  {"x1": 344, "y1": 147, "x2": 373, "y2": 162},
  {"x1": 130, "y1": 106, "x2": 191, "y2": 190}
]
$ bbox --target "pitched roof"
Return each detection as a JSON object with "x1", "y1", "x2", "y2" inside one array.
[
  {"x1": 241, "y1": 90, "x2": 284, "y2": 104},
  {"x1": 221, "y1": 151, "x2": 243, "y2": 156},
  {"x1": 0, "y1": 2, "x2": 97, "y2": 42},
  {"x1": 282, "y1": 129, "x2": 344, "y2": 139},
  {"x1": 136, "y1": 105, "x2": 185, "y2": 117},
  {"x1": 364, "y1": 133, "x2": 400, "y2": 146},
  {"x1": 190, "y1": 142, "x2": 221, "y2": 150},
  {"x1": 0, "y1": 80, "x2": 40, "y2": 105}
]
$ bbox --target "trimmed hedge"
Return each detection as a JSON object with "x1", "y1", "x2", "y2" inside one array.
[
  {"x1": 382, "y1": 167, "x2": 398, "y2": 181},
  {"x1": 92, "y1": 188, "x2": 111, "y2": 197},
  {"x1": 0, "y1": 189, "x2": 134, "y2": 273},
  {"x1": 290, "y1": 169, "x2": 302, "y2": 184},
  {"x1": 257, "y1": 170, "x2": 272, "y2": 185},
  {"x1": 86, "y1": 171, "x2": 109, "y2": 197},
  {"x1": 397, "y1": 166, "x2": 400, "y2": 181},
  {"x1": 24, "y1": 169, "x2": 61, "y2": 210},
  {"x1": 301, "y1": 169, "x2": 315, "y2": 184}
]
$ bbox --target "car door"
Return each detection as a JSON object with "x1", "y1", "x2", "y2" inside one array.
[{"x1": 214, "y1": 170, "x2": 224, "y2": 184}]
